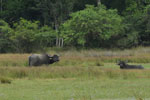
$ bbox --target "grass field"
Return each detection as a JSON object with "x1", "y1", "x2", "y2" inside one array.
[
  {"x1": 1, "y1": 78, "x2": 150, "y2": 100},
  {"x1": 1, "y1": 47, "x2": 150, "y2": 100}
]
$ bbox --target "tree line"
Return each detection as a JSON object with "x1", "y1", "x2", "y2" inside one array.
[{"x1": 0, "y1": 0, "x2": 150, "y2": 53}]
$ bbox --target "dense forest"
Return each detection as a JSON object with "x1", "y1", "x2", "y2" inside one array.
[{"x1": 0, "y1": 0, "x2": 150, "y2": 53}]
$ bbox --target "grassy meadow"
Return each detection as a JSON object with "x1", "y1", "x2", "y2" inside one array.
[{"x1": 1, "y1": 47, "x2": 150, "y2": 100}]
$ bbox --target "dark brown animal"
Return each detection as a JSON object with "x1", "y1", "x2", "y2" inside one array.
[
  {"x1": 29, "y1": 54, "x2": 59, "y2": 66},
  {"x1": 117, "y1": 61, "x2": 144, "y2": 69}
]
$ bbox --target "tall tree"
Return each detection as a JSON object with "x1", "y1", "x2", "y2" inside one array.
[
  {"x1": 1, "y1": 0, "x2": 39, "y2": 24},
  {"x1": 61, "y1": 5, "x2": 124, "y2": 47},
  {"x1": 0, "y1": 0, "x2": 2, "y2": 14},
  {"x1": 73, "y1": 0, "x2": 97, "y2": 11},
  {"x1": 0, "y1": 20, "x2": 14, "y2": 52},
  {"x1": 36, "y1": 0, "x2": 74, "y2": 28},
  {"x1": 97, "y1": 0, "x2": 101, "y2": 5}
]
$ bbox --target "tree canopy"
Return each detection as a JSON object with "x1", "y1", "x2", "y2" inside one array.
[
  {"x1": 61, "y1": 5, "x2": 124, "y2": 47},
  {"x1": 0, "y1": 0, "x2": 150, "y2": 52}
]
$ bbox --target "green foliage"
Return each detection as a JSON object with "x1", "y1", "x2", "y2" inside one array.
[
  {"x1": 11, "y1": 18, "x2": 56, "y2": 53},
  {"x1": 11, "y1": 18, "x2": 39, "y2": 52},
  {"x1": 0, "y1": 78, "x2": 148, "y2": 100},
  {"x1": 146, "y1": 5, "x2": 150, "y2": 33},
  {"x1": 1, "y1": 0, "x2": 39, "y2": 24},
  {"x1": 129, "y1": 5, "x2": 150, "y2": 46},
  {"x1": 61, "y1": 5, "x2": 124, "y2": 47},
  {"x1": 114, "y1": 19, "x2": 139, "y2": 48},
  {"x1": 35, "y1": 25, "x2": 57, "y2": 48},
  {"x1": 139, "y1": 5, "x2": 150, "y2": 45},
  {"x1": 1, "y1": 0, "x2": 150, "y2": 50},
  {"x1": 114, "y1": 4, "x2": 150, "y2": 48},
  {"x1": 124, "y1": 0, "x2": 138, "y2": 14},
  {"x1": 0, "y1": 20, "x2": 14, "y2": 53}
]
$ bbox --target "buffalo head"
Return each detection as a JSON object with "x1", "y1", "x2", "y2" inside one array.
[{"x1": 49, "y1": 55, "x2": 59, "y2": 64}]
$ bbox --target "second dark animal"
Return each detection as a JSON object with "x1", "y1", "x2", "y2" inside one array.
[{"x1": 117, "y1": 61, "x2": 144, "y2": 69}]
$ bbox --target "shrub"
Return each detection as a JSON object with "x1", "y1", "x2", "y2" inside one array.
[
  {"x1": 60, "y1": 4, "x2": 124, "y2": 47},
  {"x1": 11, "y1": 18, "x2": 57, "y2": 53},
  {"x1": 0, "y1": 20, "x2": 14, "y2": 53},
  {"x1": 0, "y1": 77, "x2": 12, "y2": 84}
]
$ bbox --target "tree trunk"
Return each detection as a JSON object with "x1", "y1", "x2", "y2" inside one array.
[
  {"x1": 56, "y1": 37, "x2": 58, "y2": 47},
  {"x1": 97, "y1": 0, "x2": 101, "y2": 6},
  {"x1": 0, "y1": 0, "x2": 2, "y2": 14},
  {"x1": 61, "y1": 38, "x2": 63, "y2": 47},
  {"x1": 54, "y1": 17, "x2": 59, "y2": 47}
]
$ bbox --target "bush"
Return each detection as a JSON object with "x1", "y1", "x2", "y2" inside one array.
[
  {"x1": 60, "y1": 4, "x2": 124, "y2": 47},
  {"x1": 35, "y1": 25, "x2": 57, "y2": 48},
  {"x1": 0, "y1": 20, "x2": 14, "y2": 53},
  {"x1": 11, "y1": 18, "x2": 56, "y2": 53},
  {"x1": 0, "y1": 77, "x2": 12, "y2": 84}
]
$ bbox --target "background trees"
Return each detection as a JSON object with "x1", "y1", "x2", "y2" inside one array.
[
  {"x1": 0, "y1": 0, "x2": 150, "y2": 52},
  {"x1": 0, "y1": 18, "x2": 56, "y2": 53},
  {"x1": 61, "y1": 5, "x2": 124, "y2": 47},
  {"x1": 0, "y1": 20, "x2": 14, "y2": 52}
]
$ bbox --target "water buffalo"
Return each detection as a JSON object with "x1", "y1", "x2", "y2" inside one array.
[
  {"x1": 117, "y1": 61, "x2": 144, "y2": 69},
  {"x1": 29, "y1": 54, "x2": 59, "y2": 66}
]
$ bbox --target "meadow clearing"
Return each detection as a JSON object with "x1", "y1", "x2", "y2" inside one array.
[{"x1": 1, "y1": 47, "x2": 150, "y2": 100}]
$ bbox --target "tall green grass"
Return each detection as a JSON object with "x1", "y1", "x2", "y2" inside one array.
[
  {"x1": 0, "y1": 47, "x2": 150, "y2": 67},
  {"x1": 0, "y1": 77, "x2": 149, "y2": 100},
  {"x1": 0, "y1": 66, "x2": 150, "y2": 80},
  {"x1": 1, "y1": 47, "x2": 150, "y2": 99},
  {"x1": 0, "y1": 47, "x2": 150, "y2": 79}
]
